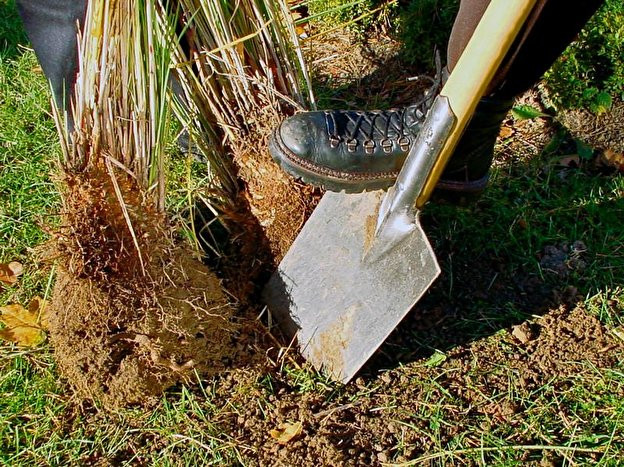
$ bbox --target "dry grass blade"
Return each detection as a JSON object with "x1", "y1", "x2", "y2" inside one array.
[{"x1": 170, "y1": 0, "x2": 314, "y2": 196}]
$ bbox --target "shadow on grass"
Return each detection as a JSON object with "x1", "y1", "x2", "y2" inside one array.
[{"x1": 364, "y1": 130, "x2": 624, "y2": 376}]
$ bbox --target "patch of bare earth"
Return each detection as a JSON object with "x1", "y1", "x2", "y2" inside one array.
[
  {"x1": 557, "y1": 98, "x2": 624, "y2": 154},
  {"x1": 206, "y1": 304, "x2": 624, "y2": 465}
]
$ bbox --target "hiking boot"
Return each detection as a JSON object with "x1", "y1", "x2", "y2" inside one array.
[{"x1": 270, "y1": 96, "x2": 514, "y2": 196}]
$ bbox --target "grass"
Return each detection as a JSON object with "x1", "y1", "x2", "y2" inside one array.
[
  {"x1": 0, "y1": 4, "x2": 59, "y2": 306},
  {"x1": 1, "y1": 0, "x2": 624, "y2": 464}
]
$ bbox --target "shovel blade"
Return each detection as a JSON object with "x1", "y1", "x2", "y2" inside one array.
[{"x1": 264, "y1": 190, "x2": 440, "y2": 383}]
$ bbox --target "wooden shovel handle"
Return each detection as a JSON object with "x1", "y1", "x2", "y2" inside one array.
[{"x1": 416, "y1": 0, "x2": 537, "y2": 208}]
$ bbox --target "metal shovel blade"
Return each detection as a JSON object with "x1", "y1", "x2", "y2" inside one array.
[{"x1": 264, "y1": 190, "x2": 440, "y2": 383}]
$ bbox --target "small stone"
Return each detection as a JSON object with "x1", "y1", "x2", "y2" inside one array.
[
  {"x1": 377, "y1": 452, "x2": 388, "y2": 463},
  {"x1": 512, "y1": 323, "x2": 534, "y2": 344}
]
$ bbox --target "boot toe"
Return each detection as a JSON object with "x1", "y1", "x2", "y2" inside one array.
[{"x1": 276, "y1": 112, "x2": 326, "y2": 162}]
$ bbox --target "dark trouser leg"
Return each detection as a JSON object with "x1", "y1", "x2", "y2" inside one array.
[
  {"x1": 16, "y1": 0, "x2": 87, "y2": 112},
  {"x1": 437, "y1": 0, "x2": 605, "y2": 192}
]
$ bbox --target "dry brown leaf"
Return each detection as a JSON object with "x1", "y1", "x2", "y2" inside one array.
[
  {"x1": 0, "y1": 298, "x2": 48, "y2": 347},
  {"x1": 499, "y1": 126, "x2": 515, "y2": 139},
  {"x1": 28, "y1": 296, "x2": 50, "y2": 329},
  {"x1": 601, "y1": 149, "x2": 624, "y2": 172},
  {"x1": 0, "y1": 261, "x2": 24, "y2": 285},
  {"x1": 270, "y1": 421, "x2": 303, "y2": 445},
  {"x1": 558, "y1": 154, "x2": 580, "y2": 168}
]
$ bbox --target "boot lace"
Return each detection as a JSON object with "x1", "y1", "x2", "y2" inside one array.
[{"x1": 326, "y1": 53, "x2": 443, "y2": 154}]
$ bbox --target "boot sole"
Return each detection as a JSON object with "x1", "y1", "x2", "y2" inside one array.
[
  {"x1": 269, "y1": 130, "x2": 396, "y2": 193},
  {"x1": 269, "y1": 128, "x2": 489, "y2": 198}
]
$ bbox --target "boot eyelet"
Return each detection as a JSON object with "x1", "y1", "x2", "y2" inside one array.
[
  {"x1": 346, "y1": 139, "x2": 357, "y2": 152},
  {"x1": 398, "y1": 136, "x2": 410, "y2": 152},
  {"x1": 329, "y1": 136, "x2": 340, "y2": 148},
  {"x1": 363, "y1": 140, "x2": 375, "y2": 154},
  {"x1": 380, "y1": 139, "x2": 392, "y2": 153}
]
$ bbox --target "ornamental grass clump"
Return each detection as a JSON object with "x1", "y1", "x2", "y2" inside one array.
[
  {"x1": 49, "y1": 0, "x2": 234, "y2": 409},
  {"x1": 171, "y1": 0, "x2": 318, "y2": 261}
]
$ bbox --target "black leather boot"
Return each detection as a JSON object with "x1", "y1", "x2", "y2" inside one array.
[{"x1": 270, "y1": 96, "x2": 514, "y2": 196}]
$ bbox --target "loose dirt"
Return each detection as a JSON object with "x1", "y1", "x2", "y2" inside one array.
[
  {"x1": 558, "y1": 98, "x2": 624, "y2": 154},
  {"x1": 204, "y1": 304, "x2": 624, "y2": 466}
]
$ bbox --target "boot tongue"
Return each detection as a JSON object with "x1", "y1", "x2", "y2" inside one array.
[
  {"x1": 403, "y1": 105, "x2": 428, "y2": 132},
  {"x1": 403, "y1": 61, "x2": 446, "y2": 132}
]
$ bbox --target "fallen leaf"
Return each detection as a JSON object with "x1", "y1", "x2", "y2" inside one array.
[
  {"x1": 425, "y1": 351, "x2": 447, "y2": 367},
  {"x1": 601, "y1": 149, "x2": 624, "y2": 172},
  {"x1": 0, "y1": 261, "x2": 24, "y2": 285},
  {"x1": 28, "y1": 296, "x2": 50, "y2": 329},
  {"x1": 0, "y1": 298, "x2": 48, "y2": 347},
  {"x1": 512, "y1": 325, "x2": 531, "y2": 344},
  {"x1": 511, "y1": 104, "x2": 548, "y2": 120},
  {"x1": 557, "y1": 154, "x2": 580, "y2": 167},
  {"x1": 270, "y1": 421, "x2": 303, "y2": 445},
  {"x1": 499, "y1": 126, "x2": 514, "y2": 139}
]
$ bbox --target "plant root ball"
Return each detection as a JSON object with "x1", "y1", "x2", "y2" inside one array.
[{"x1": 49, "y1": 248, "x2": 235, "y2": 410}]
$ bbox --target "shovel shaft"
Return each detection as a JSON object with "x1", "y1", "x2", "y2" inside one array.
[
  {"x1": 414, "y1": 0, "x2": 537, "y2": 208},
  {"x1": 377, "y1": 0, "x2": 537, "y2": 228}
]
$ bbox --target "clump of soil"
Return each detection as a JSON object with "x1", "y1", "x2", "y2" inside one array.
[
  {"x1": 539, "y1": 240, "x2": 588, "y2": 277},
  {"x1": 49, "y1": 169, "x2": 235, "y2": 409},
  {"x1": 233, "y1": 106, "x2": 321, "y2": 262}
]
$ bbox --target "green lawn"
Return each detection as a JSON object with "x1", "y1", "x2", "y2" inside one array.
[{"x1": 2, "y1": 0, "x2": 624, "y2": 465}]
